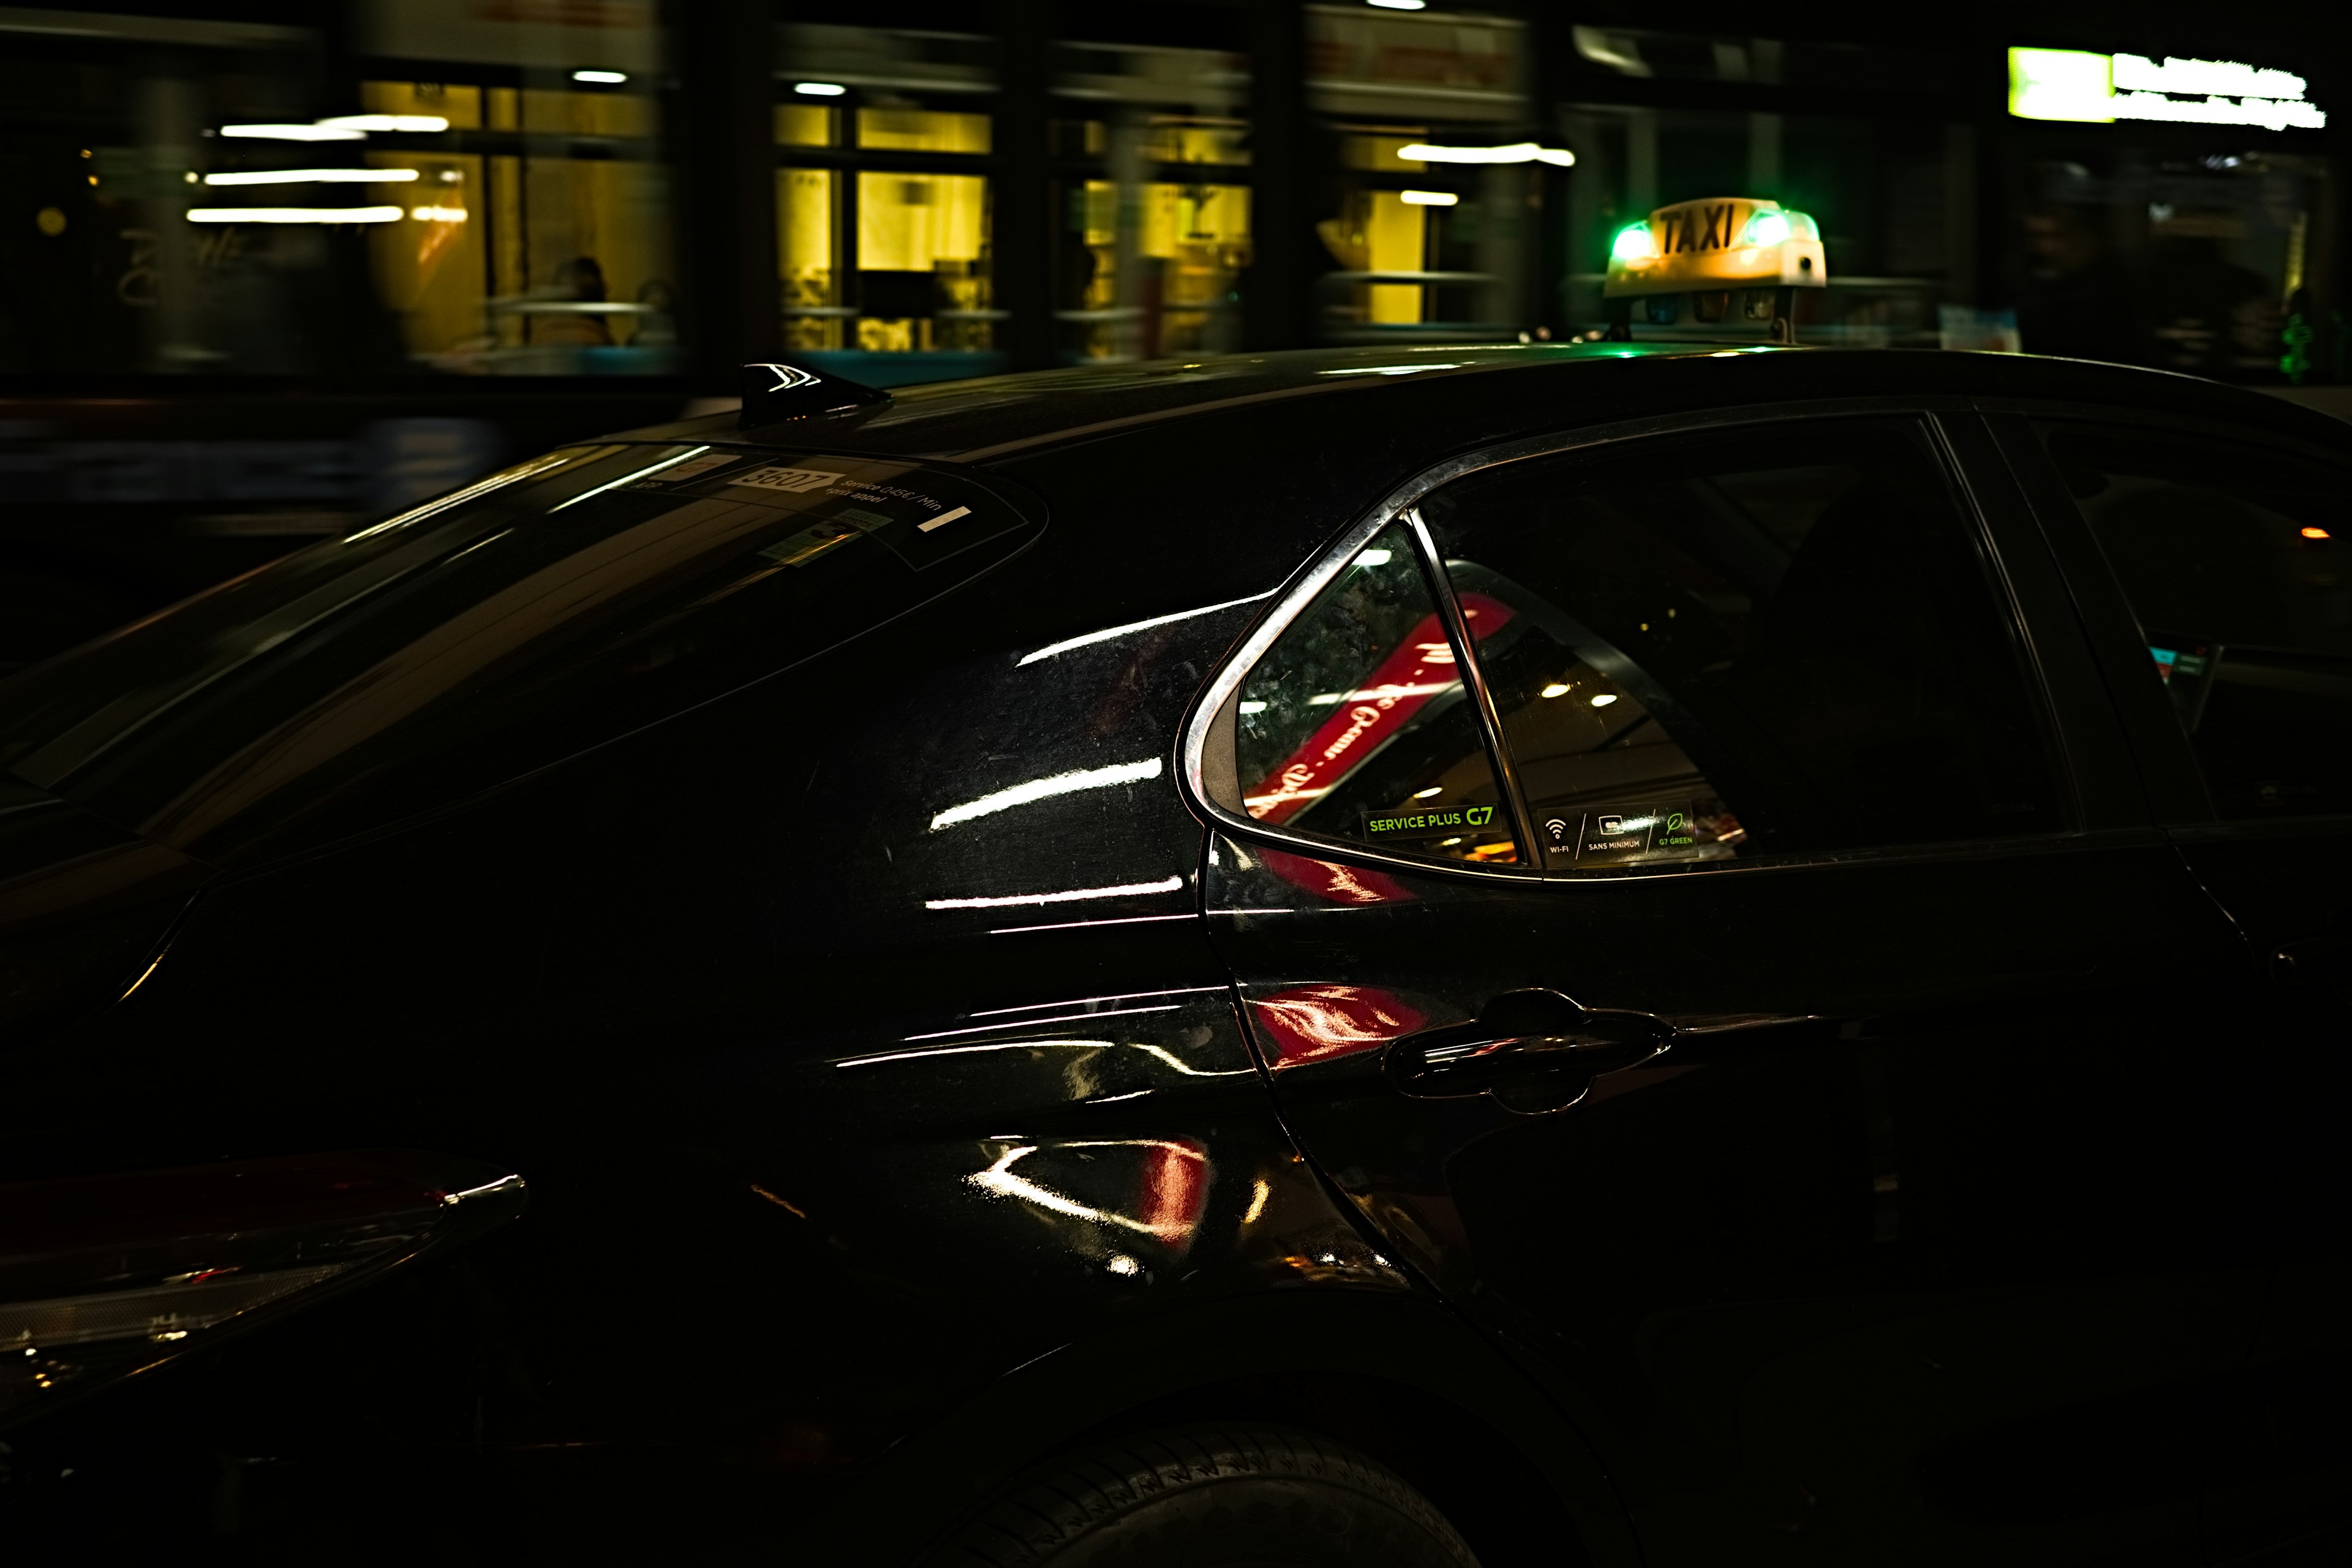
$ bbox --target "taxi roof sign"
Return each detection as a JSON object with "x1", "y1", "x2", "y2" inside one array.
[{"x1": 1604, "y1": 197, "x2": 1826, "y2": 299}]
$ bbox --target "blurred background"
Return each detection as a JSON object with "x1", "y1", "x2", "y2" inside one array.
[{"x1": 0, "y1": 0, "x2": 2345, "y2": 670}]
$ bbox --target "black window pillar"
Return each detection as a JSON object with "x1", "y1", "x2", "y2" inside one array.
[
  {"x1": 995, "y1": 0, "x2": 1056, "y2": 372},
  {"x1": 673, "y1": 0, "x2": 780, "y2": 393},
  {"x1": 1243, "y1": 1, "x2": 1313, "y2": 352}
]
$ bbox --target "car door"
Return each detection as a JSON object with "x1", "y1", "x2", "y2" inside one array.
[
  {"x1": 1191, "y1": 409, "x2": 2264, "y2": 1566},
  {"x1": 1995, "y1": 409, "x2": 2352, "y2": 1564}
]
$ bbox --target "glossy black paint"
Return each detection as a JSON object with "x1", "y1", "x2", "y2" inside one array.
[{"x1": 0, "y1": 345, "x2": 2343, "y2": 1563}]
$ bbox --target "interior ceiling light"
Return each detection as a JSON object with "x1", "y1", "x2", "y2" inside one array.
[
  {"x1": 1367, "y1": 0, "x2": 1428, "y2": 9},
  {"x1": 186, "y1": 205, "x2": 404, "y2": 224},
  {"x1": 794, "y1": 81, "x2": 848, "y2": 97},
  {"x1": 317, "y1": 114, "x2": 448, "y2": 133},
  {"x1": 1401, "y1": 140, "x2": 1575, "y2": 167},
  {"x1": 220, "y1": 123, "x2": 365, "y2": 141},
  {"x1": 1400, "y1": 189, "x2": 1459, "y2": 206},
  {"x1": 203, "y1": 168, "x2": 420, "y2": 186}
]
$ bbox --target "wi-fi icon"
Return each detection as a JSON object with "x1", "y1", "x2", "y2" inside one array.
[{"x1": 1544, "y1": 818, "x2": 1569, "y2": 843}]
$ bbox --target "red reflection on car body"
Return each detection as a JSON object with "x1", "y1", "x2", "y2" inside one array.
[
  {"x1": 1256, "y1": 846, "x2": 1415, "y2": 905},
  {"x1": 1250, "y1": 986, "x2": 1428, "y2": 1069},
  {"x1": 1140, "y1": 1138, "x2": 1210, "y2": 1241}
]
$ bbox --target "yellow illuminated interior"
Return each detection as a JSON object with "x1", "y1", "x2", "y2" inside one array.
[
  {"x1": 1321, "y1": 132, "x2": 1439, "y2": 326},
  {"x1": 778, "y1": 167, "x2": 838, "y2": 350},
  {"x1": 363, "y1": 80, "x2": 481, "y2": 129},
  {"x1": 775, "y1": 102, "x2": 835, "y2": 148},
  {"x1": 1140, "y1": 121, "x2": 1250, "y2": 165},
  {"x1": 361, "y1": 80, "x2": 676, "y2": 368},
  {"x1": 857, "y1": 108, "x2": 990, "y2": 154}
]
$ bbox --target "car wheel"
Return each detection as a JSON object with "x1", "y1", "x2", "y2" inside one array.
[{"x1": 937, "y1": 1422, "x2": 1482, "y2": 1567}]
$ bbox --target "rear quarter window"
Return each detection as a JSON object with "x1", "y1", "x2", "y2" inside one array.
[{"x1": 0, "y1": 445, "x2": 1044, "y2": 864}]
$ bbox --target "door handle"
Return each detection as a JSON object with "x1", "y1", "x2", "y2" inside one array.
[{"x1": 1387, "y1": 988, "x2": 1671, "y2": 1114}]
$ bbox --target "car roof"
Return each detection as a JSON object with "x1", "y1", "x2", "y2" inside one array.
[{"x1": 612, "y1": 342, "x2": 2346, "y2": 463}]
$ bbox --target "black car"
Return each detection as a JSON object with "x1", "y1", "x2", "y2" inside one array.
[{"x1": 1, "y1": 344, "x2": 2346, "y2": 1566}]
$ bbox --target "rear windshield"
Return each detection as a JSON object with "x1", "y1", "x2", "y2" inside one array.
[{"x1": 0, "y1": 443, "x2": 1042, "y2": 864}]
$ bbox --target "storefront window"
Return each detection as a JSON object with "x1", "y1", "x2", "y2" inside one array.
[
  {"x1": 0, "y1": 2, "x2": 684, "y2": 377},
  {"x1": 775, "y1": 24, "x2": 1000, "y2": 386},
  {"x1": 1052, "y1": 39, "x2": 1251, "y2": 363},
  {"x1": 1306, "y1": 5, "x2": 1533, "y2": 346},
  {"x1": 359, "y1": 78, "x2": 679, "y2": 375},
  {"x1": 2010, "y1": 152, "x2": 2328, "y2": 380}
]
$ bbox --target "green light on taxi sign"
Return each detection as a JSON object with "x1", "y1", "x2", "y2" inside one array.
[{"x1": 1611, "y1": 222, "x2": 1655, "y2": 262}]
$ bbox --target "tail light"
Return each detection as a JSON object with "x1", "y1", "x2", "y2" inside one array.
[{"x1": 0, "y1": 1149, "x2": 526, "y2": 1423}]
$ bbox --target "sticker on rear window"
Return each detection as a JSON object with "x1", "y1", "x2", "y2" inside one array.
[
  {"x1": 1364, "y1": 803, "x2": 1498, "y2": 842},
  {"x1": 732, "y1": 466, "x2": 846, "y2": 494},
  {"x1": 652, "y1": 453, "x2": 741, "y2": 484}
]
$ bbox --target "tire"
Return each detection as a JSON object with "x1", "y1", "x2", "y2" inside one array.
[{"x1": 938, "y1": 1422, "x2": 1482, "y2": 1568}]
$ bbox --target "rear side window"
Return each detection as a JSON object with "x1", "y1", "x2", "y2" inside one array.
[
  {"x1": 2039, "y1": 422, "x2": 2352, "y2": 821},
  {"x1": 1420, "y1": 418, "x2": 2062, "y2": 869},
  {"x1": 0, "y1": 445, "x2": 1040, "y2": 862},
  {"x1": 1229, "y1": 523, "x2": 1518, "y2": 865}
]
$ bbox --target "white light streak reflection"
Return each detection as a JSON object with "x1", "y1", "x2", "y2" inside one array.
[
  {"x1": 902, "y1": 1005, "x2": 1180, "y2": 1042},
  {"x1": 929, "y1": 758, "x2": 1161, "y2": 831},
  {"x1": 972, "y1": 986, "x2": 1225, "y2": 1017},
  {"x1": 926, "y1": 876, "x2": 1183, "y2": 911},
  {"x1": 831, "y1": 1038, "x2": 1248, "y2": 1077},
  {"x1": 342, "y1": 450, "x2": 579, "y2": 543},
  {"x1": 1129, "y1": 1042, "x2": 1253, "y2": 1078},
  {"x1": 988, "y1": 913, "x2": 1199, "y2": 936},
  {"x1": 835, "y1": 1039, "x2": 1117, "y2": 1069},
  {"x1": 966, "y1": 1141, "x2": 1205, "y2": 1240},
  {"x1": 1244, "y1": 1178, "x2": 1272, "y2": 1223},
  {"x1": 548, "y1": 445, "x2": 711, "y2": 513},
  {"x1": 1016, "y1": 590, "x2": 1275, "y2": 666}
]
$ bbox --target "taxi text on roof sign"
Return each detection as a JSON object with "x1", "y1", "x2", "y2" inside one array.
[{"x1": 1604, "y1": 197, "x2": 1826, "y2": 300}]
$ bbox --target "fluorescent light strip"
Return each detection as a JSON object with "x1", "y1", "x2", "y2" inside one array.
[
  {"x1": 572, "y1": 69, "x2": 627, "y2": 84},
  {"x1": 204, "y1": 168, "x2": 420, "y2": 186},
  {"x1": 547, "y1": 445, "x2": 712, "y2": 513},
  {"x1": 1016, "y1": 589, "x2": 1275, "y2": 667},
  {"x1": 795, "y1": 81, "x2": 847, "y2": 97},
  {"x1": 925, "y1": 876, "x2": 1185, "y2": 911},
  {"x1": 317, "y1": 114, "x2": 448, "y2": 132},
  {"x1": 1399, "y1": 140, "x2": 1575, "y2": 167},
  {"x1": 1400, "y1": 189, "x2": 1458, "y2": 206},
  {"x1": 221, "y1": 124, "x2": 364, "y2": 141},
  {"x1": 929, "y1": 757, "x2": 1162, "y2": 831},
  {"x1": 187, "y1": 206, "x2": 402, "y2": 224}
]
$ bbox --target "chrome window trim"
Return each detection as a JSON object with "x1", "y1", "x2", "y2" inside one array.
[{"x1": 1177, "y1": 396, "x2": 2041, "y2": 886}]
